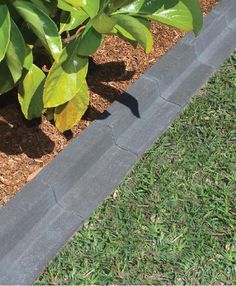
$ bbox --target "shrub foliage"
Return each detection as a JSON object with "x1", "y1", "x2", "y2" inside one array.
[{"x1": 0, "y1": 0, "x2": 203, "y2": 132}]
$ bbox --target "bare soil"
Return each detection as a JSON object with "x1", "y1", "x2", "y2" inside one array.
[{"x1": 0, "y1": 0, "x2": 218, "y2": 207}]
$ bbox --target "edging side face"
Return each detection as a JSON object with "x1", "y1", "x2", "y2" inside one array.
[{"x1": 0, "y1": 1, "x2": 236, "y2": 284}]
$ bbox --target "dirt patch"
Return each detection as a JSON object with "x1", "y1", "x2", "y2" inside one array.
[{"x1": 0, "y1": 0, "x2": 218, "y2": 207}]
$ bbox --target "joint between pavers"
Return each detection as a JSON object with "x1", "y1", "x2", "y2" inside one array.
[
  {"x1": 142, "y1": 75, "x2": 183, "y2": 108},
  {"x1": 50, "y1": 185, "x2": 84, "y2": 220},
  {"x1": 196, "y1": 57, "x2": 216, "y2": 71},
  {"x1": 227, "y1": 23, "x2": 236, "y2": 33},
  {"x1": 106, "y1": 124, "x2": 139, "y2": 160},
  {"x1": 216, "y1": 22, "x2": 232, "y2": 38},
  {"x1": 216, "y1": 0, "x2": 236, "y2": 12}
]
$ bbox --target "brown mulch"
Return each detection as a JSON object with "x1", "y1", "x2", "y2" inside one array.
[{"x1": 0, "y1": 0, "x2": 218, "y2": 207}]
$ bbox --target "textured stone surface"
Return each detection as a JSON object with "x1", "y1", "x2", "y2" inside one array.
[
  {"x1": 198, "y1": 26, "x2": 236, "y2": 68},
  {"x1": 212, "y1": 0, "x2": 236, "y2": 31},
  {"x1": 160, "y1": 61, "x2": 214, "y2": 107},
  {"x1": 33, "y1": 123, "x2": 114, "y2": 188},
  {"x1": 213, "y1": 0, "x2": 236, "y2": 14},
  {"x1": 55, "y1": 145, "x2": 137, "y2": 219},
  {"x1": 0, "y1": 204, "x2": 84, "y2": 284},
  {"x1": 225, "y1": 2, "x2": 236, "y2": 29},
  {"x1": 145, "y1": 42, "x2": 197, "y2": 96},
  {"x1": 0, "y1": 2, "x2": 235, "y2": 284},
  {"x1": 98, "y1": 76, "x2": 171, "y2": 137},
  {"x1": 0, "y1": 180, "x2": 55, "y2": 260},
  {"x1": 101, "y1": 89, "x2": 181, "y2": 156},
  {"x1": 115, "y1": 100, "x2": 180, "y2": 156}
]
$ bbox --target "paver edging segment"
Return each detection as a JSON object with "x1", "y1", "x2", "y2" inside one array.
[{"x1": 0, "y1": 1, "x2": 235, "y2": 284}]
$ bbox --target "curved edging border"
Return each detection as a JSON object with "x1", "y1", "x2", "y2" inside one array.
[{"x1": 0, "y1": 1, "x2": 235, "y2": 284}]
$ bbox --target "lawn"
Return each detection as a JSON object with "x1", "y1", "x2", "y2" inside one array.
[{"x1": 37, "y1": 54, "x2": 236, "y2": 285}]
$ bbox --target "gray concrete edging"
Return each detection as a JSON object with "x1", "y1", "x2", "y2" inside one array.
[{"x1": 0, "y1": 1, "x2": 235, "y2": 284}]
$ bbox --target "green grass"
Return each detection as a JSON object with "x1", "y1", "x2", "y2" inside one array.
[{"x1": 37, "y1": 54, "x2": 236, "y2": 285}]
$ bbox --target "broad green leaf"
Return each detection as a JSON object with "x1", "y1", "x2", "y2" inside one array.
[
  {"x1": 0, "y1": 20, "x2": 25, "y2": 95},
  {"x1": 57, "y1": 0, "x2": 76, "y2": 12},
  {"x1": 30, "y1": 0, "x2": 58, "y2": 16},
  {"x1": 5, "y1": 20, "x2": 26, "y2": 80},
  {"x1": 115, "y1": 25, "x2": 138, "y2": 47},
  {"x1": 77, "y1": 26, "x2": 103, "y2": 56},
  {"x1": 60, "y1": 8, "x2": 88, "y2": 33},
  {"x1": 13, "y1": 0, "x2": 62, "y2": 61},
  {"x1": 43, "y1": 38, "x2": 88, "y2": 108},
  {"x1": 0, "y1": 63, "x2": 15, "y2": 95},
  {"x1": 65, "y1": 0, "x2": 100, "y2": 18},
  {"x1": 109, "y1": 0, "x2": 134, "y2": 12},
  {"x1": 116, "y1": 0, "x2": 203, "y2": 35},
  {"x1": 64, "y1": 0, "x2": 85, "y2": 7},
  {"x1": 0, "y1": 3, "x2": 10, "y2": 61},
  {"x1": 92, "y1": 13, "x2": 117, "y2": 33},
  {"x1": 147, "y1": 0, "x2": 202, "y2": 35},
  {"x1": 112, "y1": 14, "x2": 153, "y2": 52},
  {"x1": 21, "y1": 45, "x2": 33, "y2": 78},
  {"x1": 82, "y1": 0, "x2": 100, "y2": 18},
  {"x1": 181, "y1": 0, "x2": 203, "y2": 35},
  {"x1": 54, "y1": 81, "x2": 89, "y2": 132},
  {"x1": 18, "y1": 64, "x2": 45, "y2": 119}
]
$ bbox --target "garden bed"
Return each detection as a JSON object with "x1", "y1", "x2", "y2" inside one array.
[{"x1": 0, "y1": 0, "x2": 217, "y2": 207}]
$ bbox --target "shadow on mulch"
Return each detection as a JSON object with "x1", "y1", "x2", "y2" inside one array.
[
  {"x1": 86, "y1": 60, "x2": 140, "y2": 120},
  {"x1": 0, "y1": 91, "x2": 55, "y2": 158}
]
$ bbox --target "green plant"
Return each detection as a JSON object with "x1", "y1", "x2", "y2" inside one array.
[{"x1": 0, "y1": 0, "x2": 203, "y2": 132}]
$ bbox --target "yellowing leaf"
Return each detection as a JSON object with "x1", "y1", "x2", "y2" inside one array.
[{"x1": 54, "y1": 81, "x2": 89, "y2": 132}]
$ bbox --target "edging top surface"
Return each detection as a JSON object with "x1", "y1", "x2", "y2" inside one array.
[{"x1": 0, "y1": 1, "x2": 235, "y2": 284}]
